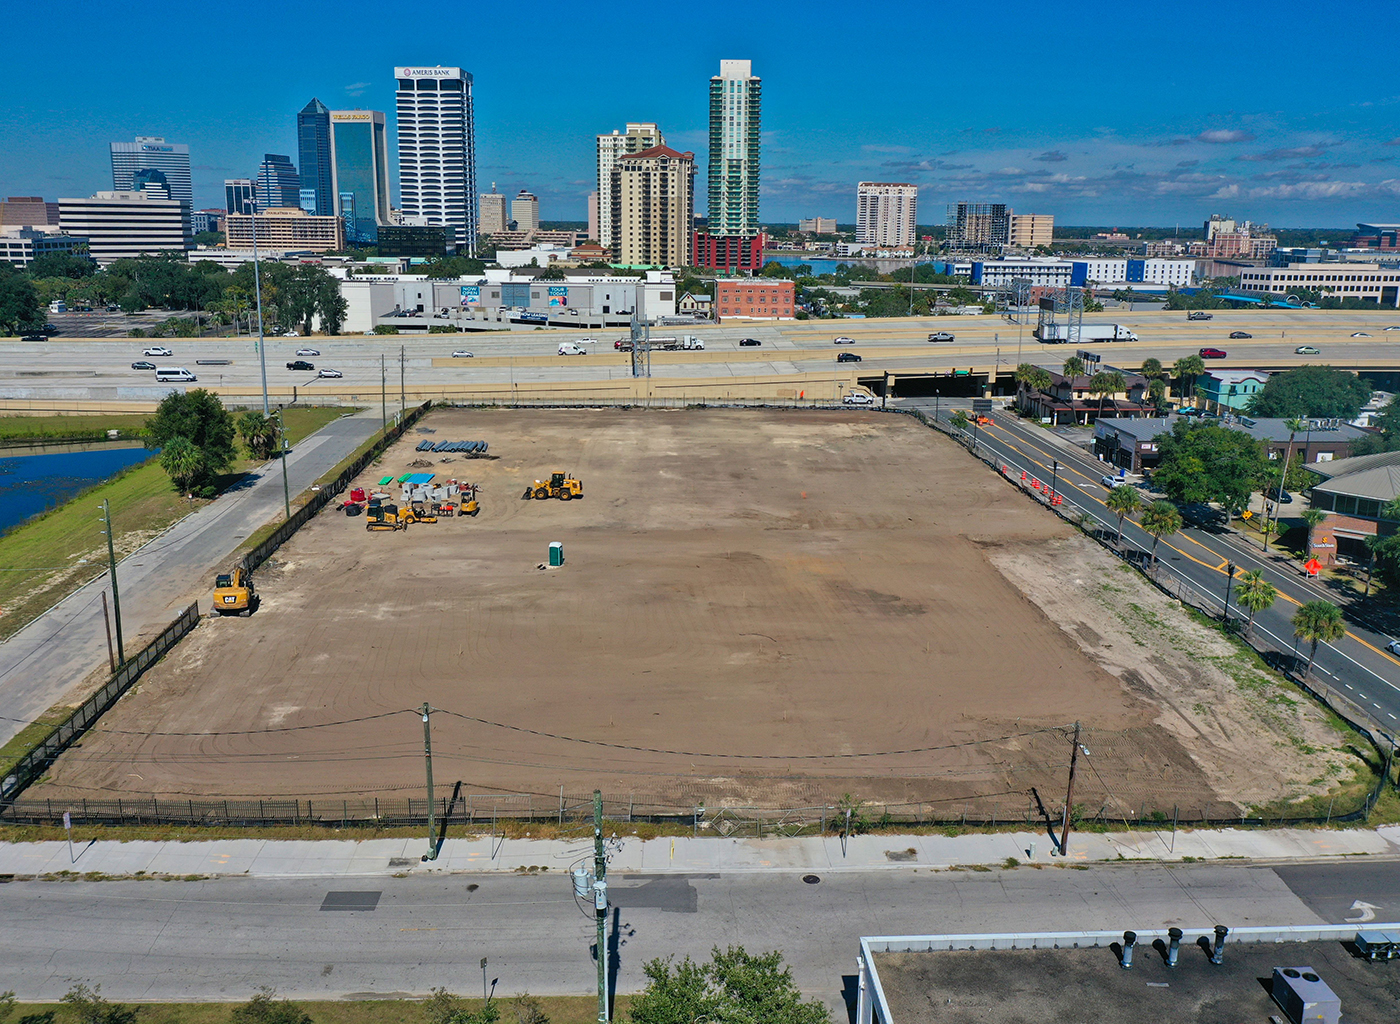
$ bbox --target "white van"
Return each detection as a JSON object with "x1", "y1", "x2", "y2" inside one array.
[
  {"x1": 557, "y1": 342, "x2": 586, "y2": 356},
  {"x1": 155, "y1": 367, "x2": 198, "y2": 383}
]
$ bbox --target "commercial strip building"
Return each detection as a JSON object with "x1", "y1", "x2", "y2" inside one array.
[
  {"x1": 856, "y1": 183, "x2": 916, "y2": 248},
  {"x1": 110, "y1": 137, "x2": 192, "y2": 206},
  {"x1": 696, "y1": 59, "x2": 762, "y2": 270},
  {"x1": 596, "y1": 123, "x2": 664, "y2": 249},
  {"x1": 614, "y1": 145, "x2": 695, "y2": 268},
  {"x1": 225, "y1": 208, "x2": 345, "y2": 252},
  {"x1": 329, "y1": 110, "x2": 390, "y2": 244},
  {"x1": 395, "y1": 66, "x2": 477, "y2": 253},
  {"x1": 58, "y1": 191, "x2": 191, "y2": 265},
  {"x1": 1304, "y1": 450, "x2": 1400, "y2": 563},
  {"x1": 1092, "y1": 414, "x2": 1367, "y2": 473},
  {"x1": 1018, "y1": 372, "x2": 1151, "y2": 427},
  {"x1": 336, "y1": 268, "x2": 677, "y2": 333},
  {"x1": 715, "y1": 278, "x2": 794, "y2": 321},
  {"x1": 1196, "y1": 369, "x2": 1269, "y2": 414},
  {"x1": 1237, "y1": 262, "x2": 1400, "y2": 306}
]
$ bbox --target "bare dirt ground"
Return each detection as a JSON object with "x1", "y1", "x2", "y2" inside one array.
[{"x1": 32, "y1": 409, "x2": 1331, "y2": 815}]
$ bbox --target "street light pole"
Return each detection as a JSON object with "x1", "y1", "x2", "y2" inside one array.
[
  {"x1": 98, "y1": 499, "x2": 124, "y2": 665},
  {"x1": 250, "y1": 199, "x2": 269, "y2": 416},
  {"x1": 276, "y1": 407, "x2": 290, "y2": 520},
  {"x1": 1051, "y1": 460, "x2": 1060, "y2": 502}
]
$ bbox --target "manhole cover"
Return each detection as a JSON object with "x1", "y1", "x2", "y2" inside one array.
[
  {"x1": 802, "y1": 874, "x2": 821, "y2": 885},
  {"x1": 320, "y1": 891, "x2": 382, "y2": 911}
]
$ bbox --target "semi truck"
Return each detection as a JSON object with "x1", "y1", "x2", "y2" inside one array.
[
  {"x1": 614, "y1": 335, "x2": 704, "y2": 352},
  {"x1": 1035, "y1": 323, "x2": 1139, "y2": 344}
]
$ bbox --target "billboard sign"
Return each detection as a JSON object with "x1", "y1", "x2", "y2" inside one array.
[
  {"x1": 547, "y1": 285, "x2": 567, "y2": 306},
  {"x1": 460, "y1": 285, "x2": 480, "y2": 306}
]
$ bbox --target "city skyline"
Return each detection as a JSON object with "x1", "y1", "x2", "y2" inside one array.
[{"x1": 2, "y1": 1, "x2": 1396, "y2": 225}]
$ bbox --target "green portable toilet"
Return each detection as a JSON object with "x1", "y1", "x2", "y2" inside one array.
[{"x1": 548, "y1": 541, "x2": 564, "y2": 567}]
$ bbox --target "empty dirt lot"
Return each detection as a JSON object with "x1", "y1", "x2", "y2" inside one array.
[{"x1": 32, "y1": 408, "x2": 1333, "y2": 815}]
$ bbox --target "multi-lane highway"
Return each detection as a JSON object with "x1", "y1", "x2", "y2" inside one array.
[
  {"x1": 5, "y1": 308, "x2": 1400, "y2": 406},
  {"x1": 906, "y1": 400, "x2": 1400, "y2": 738}
]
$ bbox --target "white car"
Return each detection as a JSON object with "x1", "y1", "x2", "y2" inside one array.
[
  {"x1": 317, "y1": 368, "x2": 343, "y2": 378},
  {"x1": 842, "y1": 391, "x2": 875, "y2": 405},
  {"x1": 296, "y1": 347, "x2": 320, "y2": 357},
  {"x1": 558, "y1": 342, "x2": 587, "y2": 356},
  {"x1": 573, "y1": 338, "x2": 598, "y2": 344},
  {"x1": 143, "y1": 346, "x2": 173, "y2": 357},
  {"x1": 833, "y1": 336, "x2": 855, "y2": 345},
  {"x1": 1387, "y1": 640, "x2": 1400, "y2": 655},
  {"x1": 1352, "y1": 332, "x2": 1372, "y2": 337},
  {"x1": 282, "y1": 330, "x2": 300, "y2": 338},
  {"x1": 451, "y1": 350, "x2": 475, "y2": 358},
  {"x1": 1384, "y1": 326, "x2": 1400, "y2": 332}
]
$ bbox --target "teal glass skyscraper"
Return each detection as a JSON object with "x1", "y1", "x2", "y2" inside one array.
[{"x1": 328, "y1": 110, "x2": 390, "y2": 244}]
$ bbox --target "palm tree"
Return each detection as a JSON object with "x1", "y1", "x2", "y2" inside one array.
[
  {"x1": 1140, "y1": 357, "x2": 1163, "y2": 380},
  {"x1": 159, "y1": 436, "x2": 204, "y2": 496},
  {"x1": 1015, "y1": 362, "x2": 1052, "y2": 392},
  {"x1": 1089, "y1": 370, "x2": 1126, "y2": 421},
  {"x1": 1148, "y1": 378, "x2": 1168, "y2": 414},
  {"x1": 1140, "y1": 500, "x2": 1183, "y2": 570},
  {"x1": 1062, "y1": 356, "x2": 1086, "y2": 381},
  {"x1": 1105, "y1": 484, "x2": 1143, "y2": 549},
  {"x1": 1265, "y1": 416, "x2": 1307, "y2": 552},
  {"x1": 1172, "y1": 355, "x2": 1206, "y2": 407},
  {"x1": 1300, "y1": 507, "x2": 1327, "y2": 558},
  {"x1": 1235, "y1": 570, "x2": 1278, "y2": 638},
  {"x1": 1292, "y1": 600, "x2": 1345, "y2": 678}
]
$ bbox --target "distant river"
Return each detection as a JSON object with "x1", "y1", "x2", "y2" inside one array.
[{"x1": 0, "y1": 447, "x2": 158, "y2": 535}]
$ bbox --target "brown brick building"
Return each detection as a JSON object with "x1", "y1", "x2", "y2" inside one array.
[{"x1": 715, "y1": 278, "x2": 794, "y2": 321}]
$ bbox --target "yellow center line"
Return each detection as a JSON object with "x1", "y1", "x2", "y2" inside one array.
[{"x1": 980, "y1": 421, "x2": 1400, "y2": 665}]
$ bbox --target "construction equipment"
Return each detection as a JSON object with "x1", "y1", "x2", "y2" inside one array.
[
  {"x1": 523, "y1": 472, "x2": 584, "y2": 501},
  {"x1": 458, "y1": 496, "x2": 479, "y2": 516},
  {"x1": 212, "y1": 567, "x2": 257, "y2": 616},
  {"x1": 366, "y1": 499, "x2": 405, "y2": 531},
  {"x1": 403, "y1": 502, "x2": 438, "y2": 524}
]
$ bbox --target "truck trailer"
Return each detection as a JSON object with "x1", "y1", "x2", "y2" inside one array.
[{"x1": 1036, "y1": 323, "x2": 1139, "y2": 344}]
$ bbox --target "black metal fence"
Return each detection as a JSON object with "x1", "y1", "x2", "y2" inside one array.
[
  {"x1": 242, "y1": 400, "x2": 432, "y2": 575},
  {"x1": 1, "y1": 602, "x2": 200, "y2": 803}
]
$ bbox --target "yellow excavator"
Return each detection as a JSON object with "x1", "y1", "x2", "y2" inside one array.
[
  {"x1": 523, "y1": 472, "x2": 584, "y2": 501},
  {"x1": 212, "y1": 567, "x2": 257, "y2": 616}
]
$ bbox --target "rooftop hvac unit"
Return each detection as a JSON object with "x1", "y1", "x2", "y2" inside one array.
[{"x1": 1271, "y1": 967, "x2": 1340, "y2": 1024}]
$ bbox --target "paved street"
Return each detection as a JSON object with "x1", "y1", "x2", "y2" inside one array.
[
  {"x1": 0, "y1": 857, "x2": 1395, "y2": 1006},
  {"x1": 0, "y1": 409, "x2": 383, "y2": 747},
  {"x1": 905, "y1": 400, "x2": 1400, "y2": 737}
]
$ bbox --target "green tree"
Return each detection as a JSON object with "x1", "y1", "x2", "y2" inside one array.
[
  {"x1": 1351, "y1": 395, "x2": 1400, "y2": 455},
  {"x1": 0, "y1": 263, "x2": 44, "y2": 335},
  {"x1": 1292, "y1": 600, "x2": 1345, "y2": 678},
  {"x1": 145, "y1": 389, "x2": 236, "y2": 494},
  {"x1": 1235, "y1": 570, "x2": 1277, "y2": 638},
  {"x1": 230, "y1": 990, "x2": 313, "y2": 1024},
  {"x1": 60, "y1": 985, "x2": 137, "y2": 1024},
  {"x1": 1140, "y1": 500, "x2": 1183, "y2": 570},
  {"x1": 1014, "y1": 362, "x2": 1052, "y2": 393},
  {"x1": 1247, "y1": 365, "x2": 1372, "y2": 420},
  {"x1": 0, "y1": 991, "x2": 14, "y2": 1023},
  {"x1": 629, "y1": 947, "x2": 829, "y2": 1024},
  {"x1": 1105, "y1": 484, "x2": 1142, "y2": 549},
  {"x1": 1173, "y1": 355, "x2": 1206, "y2": 404},
  {"x1": 1147, "y1": 378, "x2": 1168, "y2": 413},
  {"x1": 1264, "y1": 417, "x2": 1306, "y2": 551},
  {"x1": 1153, "y1": 419, "x2": 1266, "y2": 509},
  {"x1": 950, "y1": 411, "x2": 969, "y2": 430},
  {"x1": 237, "y1": 411, "x2": 280, "y2": 460},
  {"x1": 1088, "y1": 370, "x2": 1126, "y2": 420},
  {"x1": 26, "y1": 252, "x2": 96, "y2": 279},
  {"x1": 1139, "y1": 357, "x2": 1163, "y2": 380},
  {"x1": 1061, "y1": 356, "x2": 1085, "y2": 380},
  {"x1": 1300, "y1": 507, "x2": 1327, "y2": 554},
  {"x1": 159, "y1": 436, "x2": 204, "y2": 494}
]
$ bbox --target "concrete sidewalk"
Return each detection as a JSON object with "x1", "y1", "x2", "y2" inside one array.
[{"x1": 5, "y1": 824, "x2": 1398, "y2": 879}]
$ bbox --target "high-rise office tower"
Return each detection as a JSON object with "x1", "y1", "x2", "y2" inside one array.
[
  {"x1": 110, "y1": 137, "x2": 192, "y2": 206},
  {"x1": 395, "y1": 66, "x2": 477, "y2": 254},
  {"x1": 297, "y1": 99, "x2": 332, "y2": 217},
  {"x1": 697, "y1": 60, "x2": 762, "y2": 270},
  {"x1": 224, "y1": 179, "x2": 255, "y2": 215},
  {"x1": 256, "y1": 154, "x2": 301, "y2": 209},
  {"x1": 511, "y1": 190, "x2": 539, "y2": 233},
  {"x1": 595, "y1": 122, "x2": 663, "y2": 249},
  {"x1": 479, "y1": 184, "x2": 507, "y2": 235},
  {"x1": 614, "y1": 146, "x2": 695, "y2": 267},
  {"x1": 59, "y1": 191, "x2": 192, "y2": 266},
  {"x1": 856, "y1": 182, "x2": 917, "y2": 247},
  {"x1": 328, "y1": 110, "x2": 390, "y2": 244}
]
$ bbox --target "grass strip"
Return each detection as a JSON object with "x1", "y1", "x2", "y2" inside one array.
[{"x1": 0, "y1": 996, "x2": 622, "y2": 1024}]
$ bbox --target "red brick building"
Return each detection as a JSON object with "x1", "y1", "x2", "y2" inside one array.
[
  {"x1": 715, "y1": 279, "x2": 795, "y2": 321},
  {"x1": 693, "y1": 232, "x2": 765, "y2": 271}
]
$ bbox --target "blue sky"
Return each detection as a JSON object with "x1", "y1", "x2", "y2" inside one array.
[{"x1": 2, "y1": 0, "x2": 1395, "y2": 228}]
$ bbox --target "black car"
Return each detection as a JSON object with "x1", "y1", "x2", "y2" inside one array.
[
  {"x1": 131, "y1": 360, "x2": 156, "y2": 370},
  {"x1": 42, "y1": 323, "x2": 59, "y2": 334},
  {"x1": 286, "y1": 359, "x2": 315, "y2": 370},
  {"x1": 739, "y1": 338, "x2": 761, "y2": 347},
  {"x1": 836, "y1": 351, "x2": 862, "y2": 363},
  {"x1": 1229, "y1": 331, "x2": 1252, "y2": 339},
  {"x1": 1266, "y1": 486, "x2": 1293, "y2": 504},
  {"x1": 21, "y1": 333, "x2": 47, "y2": 341}
]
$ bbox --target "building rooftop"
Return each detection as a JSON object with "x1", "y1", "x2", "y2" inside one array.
[
  {"x1": 1203, "y1": 368, "x2": 1270, "y2": 385},
  {"x1": 620, "y1": 144, "x2": 694, "y2": 161},
  {"x1": 1306, "y1": 450, "x2": 1400, "y2": 500},
  {"x1": 867, "y1": 936, "x2": 1399, "y2": 1024}
]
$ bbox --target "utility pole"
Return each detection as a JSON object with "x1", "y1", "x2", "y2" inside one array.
[
  {"x1": 593, "y1": 790, "x2": 609, "y2": 1024},
  {"x1": 421, "y1": 703, "x2": 437, "y2": 862},
  {"x1": 1059, "y1": 721, "x2": 1081, "y2": 856},
  {"x1": 276, "y1": 407, "x2": 290, "y2": 520},
  {"x1": 250, "y1": 199, "x2": 270, "y2": 415},
  {"x1": 882, "y1": 371, "x2": 889, "y2": 411},
  {"x1": 98, "y1": 499, "x2": 124, "y2": 665},
  {"x1": 1223, "y1": 561, "x2": 1236, "y2": 626},
  {"x1": 400, "y1": 343, "x2": 406, "y2": 416},
  {"x1": 381, "y1": 354, "x2": 388, "y2": 435},
  {"x1": 101, "y1": 591, "x2": 116, "y2": 673}
]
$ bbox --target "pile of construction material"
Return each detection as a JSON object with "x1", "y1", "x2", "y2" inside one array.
[{"x1": 415, "y1": 440, "x2": 489, "y2": 456}]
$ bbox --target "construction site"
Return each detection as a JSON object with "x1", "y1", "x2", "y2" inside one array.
[{"x1": 24, "y1": 408, "x2": 1361, "y2": 821}]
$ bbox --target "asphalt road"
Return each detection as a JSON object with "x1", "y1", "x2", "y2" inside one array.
[
  {"x1": 6, "y1": 309, "x2": 1400, "y2": 401},
  {"x1": 2, "y1": 860, "x2": 1391, "y2": 1005},
  {"x1": 904, "y1": 400, "x2": 1400, "y2": 738},
  {"x1": 0, "y1": 410, "x2": 383, "y2": 748}
]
